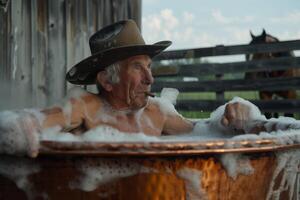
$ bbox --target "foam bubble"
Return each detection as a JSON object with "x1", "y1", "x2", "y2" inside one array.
[
  {"x1": 69, "y1": 159, "x2": 155, "y2": 192},
  {"x1": 149, "y1": 88, "x2": 180, "y2": 116},
  {"x1": 41, "y1": 126, "x2": 81, "y2": 142},
  {"x1": 0, "y1": 110, "x2": 41, "y2": 156},
  {"x1": 41, "y1": 125, "x2": 160, "y2": 142},
  {"x1": 176, "y1": 167, "x2": 208, "y2": 200},
  {"x1": 160, "y1": 88, "x2": 179, "y2": 105},
  {"x1": 220, "y1": 153, "x2": 254, "y2": 180},
  {"x1": 266, "y1": 150, "x2": 300, "y2": 200},
  {"x1": 0, "y1": 156, "x2": 40, "y2": 199},
  {"x1": 82, "y1": 125, "x2": 160, "y2": 142}
]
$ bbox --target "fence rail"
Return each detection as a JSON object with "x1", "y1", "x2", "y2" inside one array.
[
  {"x1": 152, "y1": 39, "x2": 300, "y2": 114},
  {"x1": 154, "y1": 40, "x2": 300, "y2": 60},
  {"x1": 152, "y1": 57, "x2": 300, "y2": 76}
]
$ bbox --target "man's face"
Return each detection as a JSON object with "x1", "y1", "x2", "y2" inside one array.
[{"x1": 112, "y1": 55, "x2": 154, "y2": 110}]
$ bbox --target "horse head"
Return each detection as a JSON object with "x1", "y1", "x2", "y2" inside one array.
[{"x1": 246, "y1": 29, "x2": 280, "y2": 61}]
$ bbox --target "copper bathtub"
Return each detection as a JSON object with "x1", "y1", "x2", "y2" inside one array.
[{"x1": 0, "y1": 138, "x2": 299, "y2": 200}]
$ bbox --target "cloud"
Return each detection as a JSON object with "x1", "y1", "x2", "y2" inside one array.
[
  {"x1": 183, "y1": 12, "x2": 195, "y2": 24},
  {"x1": 277, "y1": 30, "x2": 300, "y2": 40},
  {"x1": 143, "y1": 0, "x2": 160, "y2": 5},
  {"x1": 143, "y1": 9, "x2": 232, "y2": 49},
  {"x1": 269, "y1": 11, "x2": 300, "y2": 24},
  {"x1": 224, "y1": 27, "x2": 251, "y2": 43},
  {"x1": 142, "y1": 9, "x2": 179, "y2": 43},
  {"x1": 142, "y1": 8, "x2": 299, "y2": 50},
  {"x1": 211, "y1": 9, "x2": 254, "y2": 24},
  {"x1": 142, "y1": 9, "x2": 246, "y2": 49},
  {"x1": 160, "y1": 9, "x2": 179, "y2": 29}
]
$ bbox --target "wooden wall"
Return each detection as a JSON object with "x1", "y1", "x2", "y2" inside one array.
[{"x1": 0, "y1": 0, "x2": 141, "y2": 109}]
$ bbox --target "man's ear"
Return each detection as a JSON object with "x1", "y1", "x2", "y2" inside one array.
[{"x1": 96, "y1": 71, "x2": 113, "y2": 91}]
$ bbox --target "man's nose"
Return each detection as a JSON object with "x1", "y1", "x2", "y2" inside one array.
[{"x1": 142, "y1": 69, "x2": 154, "y2": 85}]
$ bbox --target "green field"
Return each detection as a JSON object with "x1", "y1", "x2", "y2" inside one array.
[{"x1": 175, "y1": 91, "x2": 300, "y2": 119}]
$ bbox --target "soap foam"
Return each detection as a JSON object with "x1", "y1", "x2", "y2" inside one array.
[
  {"x1": 150, "y1": 88, "x2": 180, "y2": 116},
  {"x1": 0, "y1": 110, "x2": 41, "y2": 156},
  {"x1": 0, "y1": 156, "x2": 40, "y2": 199},
  {"x1": 266, "y1": 150, "x2": 300, "y2": 200},
  {"x1": 177, "y1": 167, "x2": 208, "y2": 200},
  {"x1": 69, "y1": 159, "x2": 155, "y2": 192},
  {"x1": 220, "y1": 153, "x2": 254, "y2": 180}
]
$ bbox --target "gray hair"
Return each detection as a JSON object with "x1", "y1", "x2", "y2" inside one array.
[
  {"x1": 96, "y1": 62, "x2": 121, "y2": 92},
  {"x1": 105, "y1": 62, "x2": 121, "y2": 84}
]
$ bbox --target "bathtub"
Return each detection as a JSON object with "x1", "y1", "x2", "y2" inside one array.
[{"x1": 0, "y1": 137, "x2": 299, "y2": 200}]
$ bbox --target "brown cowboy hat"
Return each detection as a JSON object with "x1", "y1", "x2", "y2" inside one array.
[{"x1": 66, "y1": 19, "x2": 172, "y2": 85}]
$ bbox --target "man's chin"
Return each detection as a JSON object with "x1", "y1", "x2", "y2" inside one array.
[{"x1": 130, "y1": 98, "x2": 148, "y2": 110}]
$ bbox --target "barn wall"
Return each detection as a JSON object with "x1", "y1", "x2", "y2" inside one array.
[{"x1": 0, "y1": 0, "x2": 141, "y2": 109}]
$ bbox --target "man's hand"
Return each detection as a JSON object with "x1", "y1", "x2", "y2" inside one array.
[{"x1": 221, "y1": 102, "x2": 250, "y2": 134}]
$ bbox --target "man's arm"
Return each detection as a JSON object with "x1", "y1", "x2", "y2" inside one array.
[
  {"x1": 41, "y1": 97, "x2": 85, "y2": 132},
  {"x1": 162, "y1": 113, "x2": 194, "y2": 135}
]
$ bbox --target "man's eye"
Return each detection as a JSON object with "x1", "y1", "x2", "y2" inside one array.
[{"x1": 134, "y1": 64, "x2": 142, "y2": 69}]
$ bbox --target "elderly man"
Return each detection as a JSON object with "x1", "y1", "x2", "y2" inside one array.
[
  {"x1": 40, "y1": 20, "x2": 252, "y2": 137},
  {"x1": 0, "y1": 20, "x2": 262, "y2": 158}
]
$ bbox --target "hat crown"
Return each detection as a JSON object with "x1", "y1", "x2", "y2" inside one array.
[
  {"x1": 66, "y1": 20, "x2": 171, "y2": 85},
  {"x1": 89, "y1": 20, "x2": 145, "y2": 54}
]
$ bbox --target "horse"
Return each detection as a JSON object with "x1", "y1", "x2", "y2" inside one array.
[{"x1": 245, "y1": 29, "x2": 299, "y2": 118}]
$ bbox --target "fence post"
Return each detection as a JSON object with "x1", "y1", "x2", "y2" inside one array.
[{"x1": 215, "y1": 73, "x2": 224, "y2": 101}]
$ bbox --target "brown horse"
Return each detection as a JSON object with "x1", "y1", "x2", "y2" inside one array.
[{"x1": 245, "y1": 29, "x2": 299, "y2": 118}]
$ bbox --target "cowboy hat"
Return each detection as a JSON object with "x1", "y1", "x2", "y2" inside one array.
[{"x1": 66, "y1": 19, "x2": 171, "y2": 85}]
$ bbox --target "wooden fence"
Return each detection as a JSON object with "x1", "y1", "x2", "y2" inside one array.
[{"x1": 152, "y1": 40, "x2": 300, "y2": 114}]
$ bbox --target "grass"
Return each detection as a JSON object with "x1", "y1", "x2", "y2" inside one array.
[{"x1": 176, "y1": 91, "x2": 300, "y2": 119}]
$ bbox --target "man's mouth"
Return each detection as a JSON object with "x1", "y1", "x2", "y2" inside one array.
[{"x1": 144, "y1": 91, "x2": 155, "y2": 97}]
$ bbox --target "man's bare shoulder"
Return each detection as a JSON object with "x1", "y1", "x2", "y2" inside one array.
[
  {"x1": 79, "y1": 92, "x2": 101, "y2": 103},
  {"x1": 66, "y1": 88, "x2": 103, "y2": 110},
  {"x1": 76, "y1": 92, "x2": 104, "y2": 111},
  {"x1": 145, "y1": 99, "x2": 162, "y2": 112}
]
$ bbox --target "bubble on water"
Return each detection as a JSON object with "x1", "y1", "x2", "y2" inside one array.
[
  {"x1": 220, "y1": 153, "x2": 254, "y2": 180},
  {"x1": 0, "y1": 156, "x2": 40, "y2": 199},
  {"x1": 266, "y1": 150, "x2": 300, "y2": 200},
  {"x1": 177, "y1": 167, "x2": 208, "y2": 200},
  {"x1": 69, "y1": 158, "x2": 155, "y2": 192}
]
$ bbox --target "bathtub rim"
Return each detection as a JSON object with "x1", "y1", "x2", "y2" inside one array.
[{"x1": 39, "y1": 139, "x2": 300, "y2": 157}]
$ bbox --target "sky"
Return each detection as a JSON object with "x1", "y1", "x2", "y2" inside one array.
[{"x1": 141, "y1": 0, "x2": 300, "y2": 51}]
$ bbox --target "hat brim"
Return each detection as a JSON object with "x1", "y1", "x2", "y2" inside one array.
[{"x1": 66, "y1": 41, "x2": 172, "y2": 85}]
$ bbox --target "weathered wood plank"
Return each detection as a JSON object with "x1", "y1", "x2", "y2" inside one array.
[
  {"x1": 10, "y1": 0, "x2": 33, "y2": 108},
  {"x1": 0, "y1": 1, "x2": 12, "y2": 110},
  {"x1": 65, "y1": 0, "x2": 90, "y2": 91},
  {"x1": 153, "y1": 57, "x2": 300, "y2": 77},
  {"x1": 152, "y1": 77, "x2": 300, "y2": 92},
  {"x1": 129, "y1": 0, "x2": 141, "y2": 28},
  {"x1": 47, "y1": 0, "x2": 66, "y2": 104},
  {"x1": 0, "y1": 1, "x2": 10, "y2": 81},
  {"x1": 154, "y1": 40, "x2": 300, "y2": 60},
  {"x1": 175, "y1": 99, "x2": 300, "y2": 113},
  {"x1": 65, "y1": 0, "x2": 76, "y2": 91},
  {"x1": 30, "y1": 0, "x2": 48, "y2": 107}
]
